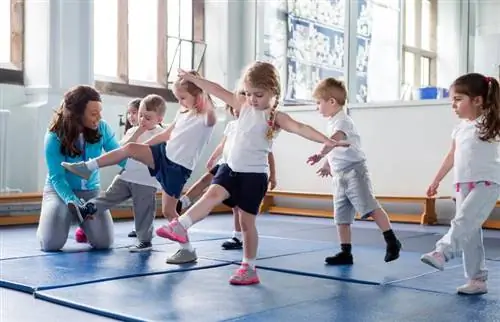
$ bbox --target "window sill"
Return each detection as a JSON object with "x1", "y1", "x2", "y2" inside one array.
[
  {"x1": 95, "y1": 77, "x2": 176, "y2": 102},
  {"x1": 0, "y1": 65, "x2": 24, "y2": 86}
]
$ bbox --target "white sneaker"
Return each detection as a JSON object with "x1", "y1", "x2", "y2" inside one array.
[
  {"x1": 420, "y1": 251, "x2": 445, "y2": 271},
  {"x1": 457, "y1": 279, "x2": 488, "y2": 295}
]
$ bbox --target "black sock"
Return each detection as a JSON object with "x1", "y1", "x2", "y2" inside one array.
[
  {"x1": 383, "y1": 229, "x2": 398, "y2": 244},
  {"x1": 340, "y1": 243, "x2": 352, "y2": 254}
]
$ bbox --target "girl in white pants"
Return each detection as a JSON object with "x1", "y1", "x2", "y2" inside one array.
[{"x1": 421, "y1": 73, "x2": 500, "y2": 295}]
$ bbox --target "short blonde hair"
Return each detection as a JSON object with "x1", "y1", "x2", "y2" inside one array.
[
  {"x1": 313, "y1": 78, "x2": 347, "y2": 106},
  {"x1": 141, "y1": 94, "x2": 166, "y2": 116}
]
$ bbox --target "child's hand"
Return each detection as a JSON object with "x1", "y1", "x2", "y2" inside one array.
[
  {"x1": 178, "y1": 69, "x2": 195, "y2": 81},
  {"x1": 268, "y1": 175, "x2": 277, "y2": 190},
  {"x1": 316, "y1": 164, "x2": 332, "y2": 177},
  {"x1": 426, "y1": 181, "x2": 439, "y2": 197},
  {"x1": 307, "y1": 154, "x2": 324, "y2": 165}
]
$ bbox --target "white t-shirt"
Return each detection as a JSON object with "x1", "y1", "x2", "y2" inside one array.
[
  {"x1": 326, "y1": 110, "x2": 366, "y2": 172},
  {"x1": 227, "y1": 106, "x2": 277, "y2": 173},
  {"x1": 166, "y1": 110, "x2": 215, "y2": 170},
  {"x1": 452, "y1": 117, "x2": 500, "y2": 184},
  {"x1": 119, "y1": 125, "x2": 164, "y2": 188},
  {"x1": 218, "y1": 120, "x2": 238, "y2": 165}
]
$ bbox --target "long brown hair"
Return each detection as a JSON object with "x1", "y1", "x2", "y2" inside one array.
[
  {"x1": 452, "y1": 73, "x2": 500, "y2": 141},
  {"x1": 242, "y1": 61, "x2": 281, "y2": 139},
  {"x1": 49, "y1": 85, "x2": 102, "y2": 157}
]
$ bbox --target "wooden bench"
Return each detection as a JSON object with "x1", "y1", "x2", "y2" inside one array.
[
  {"x1": 0, "y1": 192, "x2": 229, "y2": 226},
  {"x1": 260, "y1": 190, "x2": 447, "y2": 225}
]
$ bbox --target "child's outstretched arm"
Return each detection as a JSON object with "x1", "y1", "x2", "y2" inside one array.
[
  {"x1": 143, "y1": 123, "x2": 175, "y2": 146},
  {"x1": 178, "y1": 69, "x2": 241, "y2": 110},
  {"x1": 275, "y1": 112, "x2": 348, "y2": 156},
  {"x1": 206, "y1": 136, "x2": 226, "y2": 169},
  {"x1": 427, "y1": 140, "x2": 455, "y2": 197}
]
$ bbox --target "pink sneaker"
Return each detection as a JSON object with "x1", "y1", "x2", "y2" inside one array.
[
  {"x1": 75, "y1": 227, "x2": 87, "y2": 243},
  {"x1": 420, "y1": 251, "x2": 445, "y2": 270},
  {"x1": 155, "y1": 220, "x2": 189, "y2": 243},
  {"x1": 229, "y1": 263, "x2": 260, "y2": 285}
]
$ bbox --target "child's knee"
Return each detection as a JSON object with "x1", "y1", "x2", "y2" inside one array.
[
  {"x1": 204, "y1": 186, "x2": 228, "y2": 201},
  {"x1": 238, "y1": 212, "x2": 256, "y2": 232}
]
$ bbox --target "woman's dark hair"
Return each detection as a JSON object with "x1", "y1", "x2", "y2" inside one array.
[
  {"x1": 125, "y1": 98, "x2": 141, "y2": 133},
  {"x1": 48, "y1": 85, "x2": 102, "y2": 157},
  {"x1": 452, "y1": 73, "x2": 500, "y2": 141}
]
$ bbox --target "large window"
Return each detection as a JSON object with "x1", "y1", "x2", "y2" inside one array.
[
  {"x1": 94, "y1": 0, "x2": 206, "y2": 99},
  {"x1": 0, "y1": 0, "x2": 24, "y2": 85},
  {"x1": 402, "y1": 0, "x2": 437, "y2": 91},
  {"x1": 256, "y1": 0, "x2": 451, "y2": 104}
]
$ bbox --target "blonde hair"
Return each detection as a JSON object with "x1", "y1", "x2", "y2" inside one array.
[
  {"x1": 174, "y1": 70, "x2": 213, "y2": 113},
  {"x1": 140, "y1": 94, "x2": 167, "y2": 116},
  {"x1": 242, "y1": 61, "x2": 281, "y2": 139},
  {"x1": 313, "y1": 78, "x2": 347, "y2": 106}
]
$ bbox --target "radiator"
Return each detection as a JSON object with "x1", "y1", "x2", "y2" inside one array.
[{"x1": 0, "y1": 109, "x2": 21, "y2": 193}]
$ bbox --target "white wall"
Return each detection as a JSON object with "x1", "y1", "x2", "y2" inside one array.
[
  {"x1": 0, "y1": 0, "x2": 234, "y2": 193},
  {"x1": 274, "y1": 100, "x2": 457, "y2": 197}
]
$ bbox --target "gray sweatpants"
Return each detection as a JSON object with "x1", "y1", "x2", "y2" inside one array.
[
  {"x1": 90, "y1": 176, "x2": 157, "y2": 243},
  {"x1": 36, "y1": 189, "x2": 114, "y2": 251},
  {"x1": 436, "y1": 181, "x2": 500, "y2": 281}
]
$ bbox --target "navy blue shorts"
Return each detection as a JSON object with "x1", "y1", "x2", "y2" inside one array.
[
  {"x1": 212, "y1": 163, "x2": 268, "y2": 215},
  {"x1": 148, "y1": 143, "x2": 192, "y2": 199},
  {"x1": 209, "y1": 164, "x2": 220, "y2": 176}
]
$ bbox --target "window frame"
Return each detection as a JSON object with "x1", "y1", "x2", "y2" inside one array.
[
  {"x1": 401, "y1": 0, "x2": 437, "y2": 88},
  {"x1": 0, "y1": 0, "x2": 24, "y2": 85},
  {"x1": 94, "y1": 0, "x2": 206, "y2": 101}
]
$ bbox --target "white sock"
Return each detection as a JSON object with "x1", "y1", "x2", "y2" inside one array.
[
  {"x1": 180, "y1": 195, "x2": 192, "y2": 210},
  {"x1": 178, "y1": 215, "x2": 193, "y2": 230},
  {"x1": 179, "y1": 242, "x2": 194, "y2": 252},
  {"x1": 242, "y1": 257, "x2": 256, "y2": 269},
  {"x1": 232, "y1": 231, "x2": 242, "y2": 241},
  {"x1": 85, "y1": 159, "x2": 99, "y2": 171}
]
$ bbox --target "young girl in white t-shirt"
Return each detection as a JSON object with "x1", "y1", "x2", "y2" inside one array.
[
  {"x1": 421, "y1": 73, "x2": 500, "y2": 295},
  {"x1": 155, "y1": 62, "x2": 348, "y2": 285}
]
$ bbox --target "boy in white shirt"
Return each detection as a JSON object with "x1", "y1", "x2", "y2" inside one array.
[{"x1": 308, "y1": 78, "x2": 402, "y2": 265}]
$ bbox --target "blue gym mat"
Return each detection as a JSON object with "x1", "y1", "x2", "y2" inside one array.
[
  {"x1": 1, "y1": 288, "x2": 113, "y2": 322},
  {"x1": 255, "y1": 246, "x2": 462, "y2": 285},
  {"x1": 0, "y1": 224, "x2": 228, "y2": 260},
  {"x1": 389, "y1": 259, "x2": 500, "y2": 299},
  {"x1": 0, "y1": 247, "x2": 228, "y2": 293},
  {"x1": 35, "y1": 265, "x2": 498, "y2": 322},
  {"x1": 162, "y1": 236, "x2": 333, "y2": 263},
  {"x1": 226, "y1": 285, "x2": 500, "y2": 322}
]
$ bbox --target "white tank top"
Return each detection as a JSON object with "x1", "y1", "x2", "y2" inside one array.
[
  {"x1": 166, "y1": 110, "x2": 214, "y2": 170},
  {"x1": 227, "y1": 106, "x2": 275, "y2": 173}
]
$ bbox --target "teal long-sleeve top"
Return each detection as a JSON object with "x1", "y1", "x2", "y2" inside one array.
[{"x1": 44, "y1": 120, "x2": 126, "y2": 205}]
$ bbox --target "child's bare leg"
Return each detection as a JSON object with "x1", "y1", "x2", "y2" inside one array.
[
  {"x1": 157, "y1": 184, "x2": 230, "y2": 244},
  {"x1": 62, "y1": 143, "x2": 154, "y2": 179},
  {"x1": 222, "y1": 207, "x2": 243, "y2": 250},
  {"x1": 178, "y1": 173, "x2": 214, "y2": 213},
  {"x1": 229, "y1": 208, "x2": 260, "y2": 285}
]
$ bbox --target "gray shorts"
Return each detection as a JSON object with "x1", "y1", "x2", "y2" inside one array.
[{"x1": 333, "y1": 162, "x2": 380, "y2": 224}]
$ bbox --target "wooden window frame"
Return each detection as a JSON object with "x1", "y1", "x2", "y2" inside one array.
[
  {"x1": 402, "y1": 0, "x2": 437, "y2": 88},
  {"x1": 95, "y1": 0, "x2": 205, "y2": 101},
  {"x1": 0, "y1": 0, "x2": 24, "y2": 85}
]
